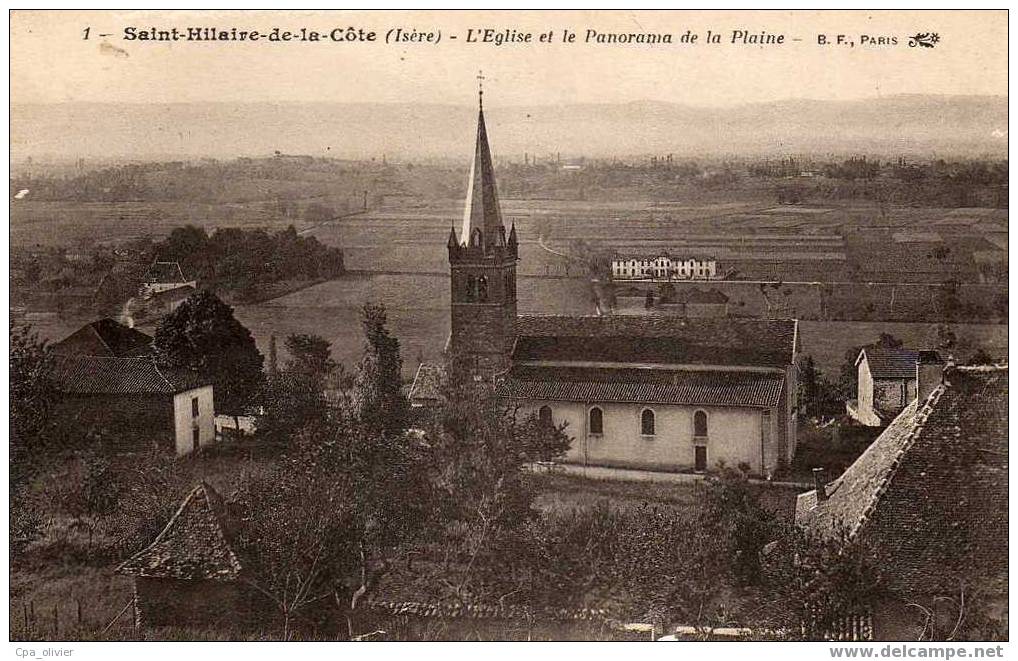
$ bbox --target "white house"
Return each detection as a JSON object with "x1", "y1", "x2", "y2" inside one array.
[{"x1": 51, "y1": 355, "x2": 215, "y2": 455}]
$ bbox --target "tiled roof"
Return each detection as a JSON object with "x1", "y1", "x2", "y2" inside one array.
[
  {"x1": 497, "y1": 365, "x2": 784, "y2": 408},
  {"x1": 143, "y1": 261, "x2": 188, "y2": 284},
  {"x1": 53, "y1": 318, "x2": 153, "y2": 358},
  {"x1": 52, "y1": 356, "x2": 208, "y2": 395},
  {"x1": 859, "y1": 348, "x2": 920, "y2": 380},
  {"x1": 796, "y1": 366, "x2": 1008, "y2": 596},
  {"x1": 513, "y1": 316, "x2": 796, "y2": 368},
  {"x1": 408, "y1": 363, "x2": 444, "y2": 404},
  {"x1": 117, "y1": 482, "x2": 243, "y2": 581},
  {"x1": 677, "y1": 288, "x2": 729, "y2": 304}
]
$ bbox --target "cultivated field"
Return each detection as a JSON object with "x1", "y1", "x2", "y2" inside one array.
[{"x1": 22, "y1": 196, "x2": 1007, "y2": 380}]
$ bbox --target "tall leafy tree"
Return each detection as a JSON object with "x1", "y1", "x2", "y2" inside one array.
[
  {"x1": 9, "y1": 322, "x2": 56, "y2": 553},
  {"x1": 354, "y1": 303, "x2": 406, "y2": 435},
  {"x1": 153, "y1": 289, "x2": 264, "y2": 417}
]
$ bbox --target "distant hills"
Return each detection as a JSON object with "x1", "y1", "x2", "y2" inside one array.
[{"x1": 11, "y1": 95, "x2": 1007, "y2": 163}]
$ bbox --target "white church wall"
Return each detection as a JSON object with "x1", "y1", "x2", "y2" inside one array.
[{"x1": 521, "y1": 399, "x2": 776, "y2": 475}]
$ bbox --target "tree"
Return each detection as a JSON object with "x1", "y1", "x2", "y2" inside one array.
[
  {"x1": 354, "y1": 303, "x2": 407, "y2": 436},
  {"x1": 10, "y1": 322, "x2": 56, "y2": 555},
  {"x1": 256, "y1": 372, "x2": 330, "y2": 445},
  {"x1": 285, "y1": 333, "x2": 337, "y2": 379},
  {"x1": 153, "y1": 290, "x2": 264, "y2": 418},
  {"x1": 761, "y1": 524, "x2": 884, "y2": 639},
  {"x1": 799, "y1": 355, "x2": 839, "y2": 419},
  {"x1": 418, "y1": 373, "x2": 571, "y2": 604},
  {"x1": 700, "y1": 465, "x2": 776, "y2": 585},
  {"x1": 237, "y1": 406, "x2": 432, "y2": 639},
  {"x1": 10, "y1": 322, "x2": 56, "y2": 477}
]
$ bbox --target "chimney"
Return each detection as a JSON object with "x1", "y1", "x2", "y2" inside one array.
[
  {"x1": 916, "y1": 350, "x2": 945, "y2": 404},
  {"x1": 812, "y1": 467, "x2": 828, "y2": 501}
]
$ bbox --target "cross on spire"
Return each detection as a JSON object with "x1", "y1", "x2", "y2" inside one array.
[{"x1": 477, "y1": 70, "x2": 485, "y2": 110}]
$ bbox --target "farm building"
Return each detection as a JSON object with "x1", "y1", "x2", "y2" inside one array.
[
  {"x1": 661, "y1": 287, "x2": 730, "y2": 318},
  {"x1": 847, "y1": 348, "x2": 942, "y2": 427},
  {"x1": 140, "y1": 261, "x2": 197, "y2": 298},
  {"x1": 440, "y1": 93, "x2": 799, "y2": 477},
  {"x1": 117, "y1": 482, "x2": 266, "y2": 629},
  {"x1": 53, "y1": 318, "x2": 153, "y2": 358},
  {"x1": 129, "y1": 283, "x2": 196, "y2": 324},
  {"x1": 51, "y1": 355, "x2": 215, "y2": 455},
  {"x1": 796, "y1": 364, "x2": 1007, "y2": 640}
]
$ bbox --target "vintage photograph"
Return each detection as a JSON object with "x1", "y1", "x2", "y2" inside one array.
[{"x1": 8, "y1": 9, "x2": 1008, "y2": 645}]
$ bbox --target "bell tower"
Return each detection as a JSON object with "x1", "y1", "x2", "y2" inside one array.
[{"x1": 447, "y1": 73, "x2": 519, "y2": 378}]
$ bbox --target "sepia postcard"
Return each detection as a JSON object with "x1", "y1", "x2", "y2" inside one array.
[{"x1": 7, "y1": 8, "x2": 1009, "y2": 654}]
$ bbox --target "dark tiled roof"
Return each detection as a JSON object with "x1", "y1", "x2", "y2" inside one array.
[
  {"x1": 408, "y1": 363, "x2": 444, "y2": 404},
  {"x1": 53, "y1": 318, "x2": 153, "y2": 358},
  {"x1": 860, "y1": 348, "x2": 920, "y2": 380},
  {"x1": 143, "y1": 261, "x2": 188, "y2": 284},
  {"x1": 796, "y1": 366, "x2": 1008, "y2": 596},
  {"x1": 513, "y1": 316, "x2": 796, "y2": 368},
  {"x1": 678, "y1": 288, "x2": 729, "y2": 304},
  {"x1": 117, "y1": 482, "x2": 243, "y2": 581},
  {"x1": 497, "y1": 365, "x2": 784, "y2": 408},
  {"x1": 52, "y1": 356, "x2": 209, "y2": 395}
]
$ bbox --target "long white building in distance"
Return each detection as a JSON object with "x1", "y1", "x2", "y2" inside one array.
[{"x1": 611, "y1": 253, "x2": 719, "y2": 281}]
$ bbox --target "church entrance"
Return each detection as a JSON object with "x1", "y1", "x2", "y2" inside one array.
[{"x1": 694, "y1": 446, "x2": 707, "y2": 472}]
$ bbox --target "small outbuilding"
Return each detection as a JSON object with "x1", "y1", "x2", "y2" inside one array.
[{"x1": 117, "y1": 482, "x2": 262, "y2": 630}]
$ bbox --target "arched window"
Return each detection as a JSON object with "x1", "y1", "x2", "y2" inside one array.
[
  {"x1": 641, "y1": 409, "x2": 655, "y2": 436},
  {"x1": 539, "y1": 405, "x2": 553, "y2": 427},
  {"x1": 477, "y1": 275, "x2": 488, "y2": 302},
  {"x1": 588, "y1": 407, "x2": 603, "y2": 435},
  {"x1": 465, "y1": 275, "x2": 477, "y2": 302},
  {"x1": 470, "y1": 228, "x2": 483, "y2": 247},
  {"x1": 694, "y1": 410, "x2": 708, "y2": 438}
]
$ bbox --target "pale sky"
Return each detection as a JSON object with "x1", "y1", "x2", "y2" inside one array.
[{"x1": 11, "y1": 10, "x2": 1007, "y2": 107}]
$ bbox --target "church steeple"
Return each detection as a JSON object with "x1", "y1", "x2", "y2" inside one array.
[
  {"x1": 447, "y1": 74, "x2": 519, "y2": 379},
  {"x1": 459, "y1": 71, "x2": 505, "y2": 253}
]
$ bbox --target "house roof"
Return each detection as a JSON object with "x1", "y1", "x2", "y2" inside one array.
[
  {"x1": 676, "y1": 288, "x2": 729, "y2": 305},
  {"x1": 117, "y1": 482, "x2": 243, "y2": 581},
  {"x1": 795, "y1": 365, "x2": 1008, "y2": 596},
  {"x1": 146, "y1": 283, "x2": 196, "y2": 304},
  {"x1": 143, "y1": 261, "x2": 189, "y2": 284},
  {"x1": 497, "y1": 365, "x2": 784, "y2": 409},
  {"x1": 857, "y1": 348, "x2": 921, "y2": 380},
  {"x1": 52, "y1": 356, "x2": 209, "y2": 395},
  {"x1": 408, "y1": 363, "x2": 444, "y2": 404},
  {"x1": 53, "y1": 318, "x2": 153, "y2": 358},
  {"x1": 512, "y1": 316, "x2": 797, "y2": 368}
]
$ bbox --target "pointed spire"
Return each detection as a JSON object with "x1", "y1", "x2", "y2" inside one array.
[
  {"x1": 460, "y1": 72, "x2": 504, "y2": 253},
  {"x1": 507, "y1": 223, "x2": 518, "y2": 249},
  {"x1": 447, "y1": 226, "x2": 459, "y2": 249}
]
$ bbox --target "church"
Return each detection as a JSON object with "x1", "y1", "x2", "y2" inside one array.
[{"x1": 430, "y1": 87, "x2": 800, "y2": 477}]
